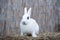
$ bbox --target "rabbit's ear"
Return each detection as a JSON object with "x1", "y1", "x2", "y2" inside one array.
[
  {"x1": 24, "y1": 7, "x2": 27, "y2": 14},
  {"x1": 28, "y1": 7, "x2": 32, "y2": 16}
]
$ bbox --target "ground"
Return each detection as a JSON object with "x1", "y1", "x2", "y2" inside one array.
[{"x1": 0, "y1": 32, "x2": 60, "y2": 40}]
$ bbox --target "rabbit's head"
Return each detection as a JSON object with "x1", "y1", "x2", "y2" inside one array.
[{"x1": 21, "y1": 7, "x2": 32, "y2": 25}]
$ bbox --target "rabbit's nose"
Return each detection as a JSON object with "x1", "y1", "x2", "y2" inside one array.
[{"x1": 22, "y1": 21, "x2": 27, "y2": 25}]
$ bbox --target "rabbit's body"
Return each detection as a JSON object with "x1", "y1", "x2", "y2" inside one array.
[
  {"x1": 20, "y1": 18, "x2": 39, "y2": 34},
  {"x1": 20, "y1": 7, "x2": 39, "y2": 37}
]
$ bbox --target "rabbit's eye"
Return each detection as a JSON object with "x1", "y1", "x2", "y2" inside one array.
[{"x1": 27, "y1": 17, "x2": 29, "y2": 19}]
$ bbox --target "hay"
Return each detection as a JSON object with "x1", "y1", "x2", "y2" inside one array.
[{"x1": 0, "y1": 32, "x2": 60, "y2": 40}]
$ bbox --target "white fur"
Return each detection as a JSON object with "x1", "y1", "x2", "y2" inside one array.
[{"x1": 20, "y1": 7, "x2": 39, "y2": 37}]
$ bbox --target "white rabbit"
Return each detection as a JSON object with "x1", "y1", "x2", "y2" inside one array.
[{"x1": 20, "y1": 7, "x2": 39, "y2": 37}]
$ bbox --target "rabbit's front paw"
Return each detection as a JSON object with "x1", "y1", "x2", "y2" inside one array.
[
  {"x1": 20, "y1": 32, "x2": 23, "y2": 36},
  {"x1": 32, "y1": 33, "x2": 37, "y2": 37}
]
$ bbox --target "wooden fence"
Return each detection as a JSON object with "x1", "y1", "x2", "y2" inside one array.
[{"x1": 0, "y1": 0, "x2": 60, "y2": 36}]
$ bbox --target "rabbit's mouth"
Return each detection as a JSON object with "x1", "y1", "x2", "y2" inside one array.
[{"x1": 22, "y1": 22, "x2": 27, "y2": 25}]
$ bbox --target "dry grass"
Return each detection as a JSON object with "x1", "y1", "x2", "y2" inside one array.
[{"x1": 0, "y1": 32, "x2": 60, "y2": 40}]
